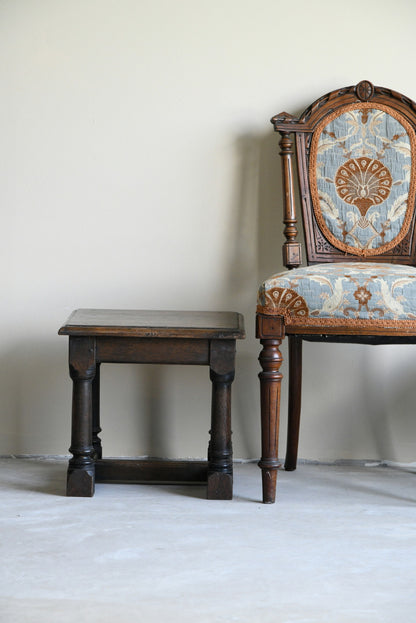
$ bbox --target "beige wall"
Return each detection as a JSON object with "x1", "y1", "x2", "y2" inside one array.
[{"x1": 2, "y1": 0, "x2": 416, "y2": 462}]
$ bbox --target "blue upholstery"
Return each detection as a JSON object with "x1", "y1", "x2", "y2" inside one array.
[
  {"x1": 257, "y1": 262, "x2": 416, "y2": 329},
  {"x1": 310, "y1": 105, "x2": 416, "y2": 257}
]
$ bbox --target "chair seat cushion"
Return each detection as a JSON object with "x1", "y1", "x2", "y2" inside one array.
[{"x1": 257, "y1": 262, "x2": 416, "y2": 331}]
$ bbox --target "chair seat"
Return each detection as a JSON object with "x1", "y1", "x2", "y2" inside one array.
[{"x1": 257, "y1": 262, "x2": 416, "y2": 331}]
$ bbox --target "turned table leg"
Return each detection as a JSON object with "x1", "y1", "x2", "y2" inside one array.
[
  {"x1": 207, "y1": 340, "x2": 235, "y2": 500},
  {"x1": 258, "y1": 338, "x2": 283, "y2": 504},
  {"x1": 67, "y1": 337, "x2": 96, "y2": 497},
  {"x1": 92, "y1": 362, "x2": 102, "y2": 459}
]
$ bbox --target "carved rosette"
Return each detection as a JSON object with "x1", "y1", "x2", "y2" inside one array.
[{"x1": 356, "y1": 80, "x2": 374, "y2": 102}]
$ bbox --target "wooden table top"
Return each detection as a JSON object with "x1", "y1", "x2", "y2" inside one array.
[{"x1": 59, "y1": 309, "x2": 245, "y2": 339}]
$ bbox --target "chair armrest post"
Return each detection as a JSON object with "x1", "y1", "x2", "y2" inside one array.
[{"x1": 279, "y1": 131, "x2": 302, "y2": 269}]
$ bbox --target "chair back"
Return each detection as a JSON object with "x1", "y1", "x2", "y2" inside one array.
[{"x1": 272, "y1": 81, "x2": 416, "y2": 268}]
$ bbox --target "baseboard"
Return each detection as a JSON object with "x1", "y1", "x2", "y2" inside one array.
[{"x1": 1, "y1": 455, "x2": 415, "y2": 472}]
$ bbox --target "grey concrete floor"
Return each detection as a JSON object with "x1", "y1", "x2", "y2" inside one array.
[{"x1": 0, "y1": 458, "x2": 415, "y2": 623}]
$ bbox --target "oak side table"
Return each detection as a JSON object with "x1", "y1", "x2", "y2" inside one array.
[{"x1": 59, "y1": 309, "x2": 245, "y2": 499}]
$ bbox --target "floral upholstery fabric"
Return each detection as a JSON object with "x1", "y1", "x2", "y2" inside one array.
[
  {"x1": 310, "y1": 104, "x2": 416, "y2": 257},
  {"x1": 257, "y1": 262, "x2": 416, "y2": 330}
]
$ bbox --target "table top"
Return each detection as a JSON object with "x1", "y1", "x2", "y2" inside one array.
[{"x1": 59, "y1": 309, "x2": 245, "y2": 339}]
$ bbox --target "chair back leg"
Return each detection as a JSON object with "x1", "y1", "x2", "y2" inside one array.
[{"x1": 285, "y1": 335, "x2": 303, "y2": 471}]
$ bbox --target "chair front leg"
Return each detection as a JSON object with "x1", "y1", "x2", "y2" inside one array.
[
  {"x1": 258, "y1": 338, "x2": 283, "y2": 504},
  {"x1": 285, "y1": 335, "x2": 302, "y2": 471}
]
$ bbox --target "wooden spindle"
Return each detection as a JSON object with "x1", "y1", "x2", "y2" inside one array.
[{"x1": 279, "y1": 132, "x2": 301, "y2": 269}]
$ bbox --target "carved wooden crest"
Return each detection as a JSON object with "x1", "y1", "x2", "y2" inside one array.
[{"x1": 356, "y1": 80, "x2": 374, "y2": 102}]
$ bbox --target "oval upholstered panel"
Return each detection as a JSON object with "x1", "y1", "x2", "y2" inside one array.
[{"x1": 309, "y1": 103, "x2": 416, "y2": 256}]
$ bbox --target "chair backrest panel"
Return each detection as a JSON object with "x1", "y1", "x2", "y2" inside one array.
[{"x1": 272, "y1": 81, "x2": 416, "y2": 266}]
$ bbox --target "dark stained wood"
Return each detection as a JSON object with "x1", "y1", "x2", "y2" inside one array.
[
  {"x1": 257, "y1": 81, "x2": 416, "y2": 503},
  {"x1": 96, "y1": 337, "x2": 209, "y2": 365},
  {"x1": 280, "y1": 132, "x2": 302, "y2": 269},
  {"x1": 95, "y1": 459, "x2": 208, "y2": 483},
  {"x1": 60, "y1": 309, "x2": 245, "y2": 500},
  {"x1": 207, "y1": 339, "x2": 236, "y2": 499},
  {"x1": 256, "y1": 313, "x2": 285, "y2": 340},
  {"x1": 67, "y1": 337, "x2": 96, "y2": 497},
  {"x1": 59, "y1": 309, "x2": 245, "y2": 339},
  {"x1": 285, "y1": 336, "x2": 302, "y2": 471},
  {"x1": 208, "y1": 369, "x2": 234, "y2": 500},
  {"x1": 92, "y1": 362, "x2": 102, "y2": 459},
  {"x1": 257, "y1": 337, "x2": 283, "y2": 504},
  {"x1": 256, "y1": 313, "x2": 285, "y2": 502}
]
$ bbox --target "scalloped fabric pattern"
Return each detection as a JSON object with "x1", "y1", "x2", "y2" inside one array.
[
  {"x1": 257, "y1": 263, "x2": 416, "y2": 323},
  {"x1": 310, "y1": 105, "x2": 416, "y2": 256}
]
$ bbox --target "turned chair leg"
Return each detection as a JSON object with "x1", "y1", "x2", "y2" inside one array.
[
  {"x1": 258, "y1": 338, "x2": 283, "y2": 504},
  {"x1": 285, "y1": 335, "x2": 302, "y2": 471}
]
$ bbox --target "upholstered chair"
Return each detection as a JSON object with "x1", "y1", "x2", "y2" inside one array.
[{"x1": 256, "y1": 80, "x2": 416, "y2": 503}]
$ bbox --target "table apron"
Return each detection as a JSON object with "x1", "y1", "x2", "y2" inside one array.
[{"x1": 95, "y1": 336, "x2": 211, "y2": 365}]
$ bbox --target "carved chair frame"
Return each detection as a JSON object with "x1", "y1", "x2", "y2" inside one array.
[{"x1": 256, "y1": 81, "x2": 416, "y2": 503}]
